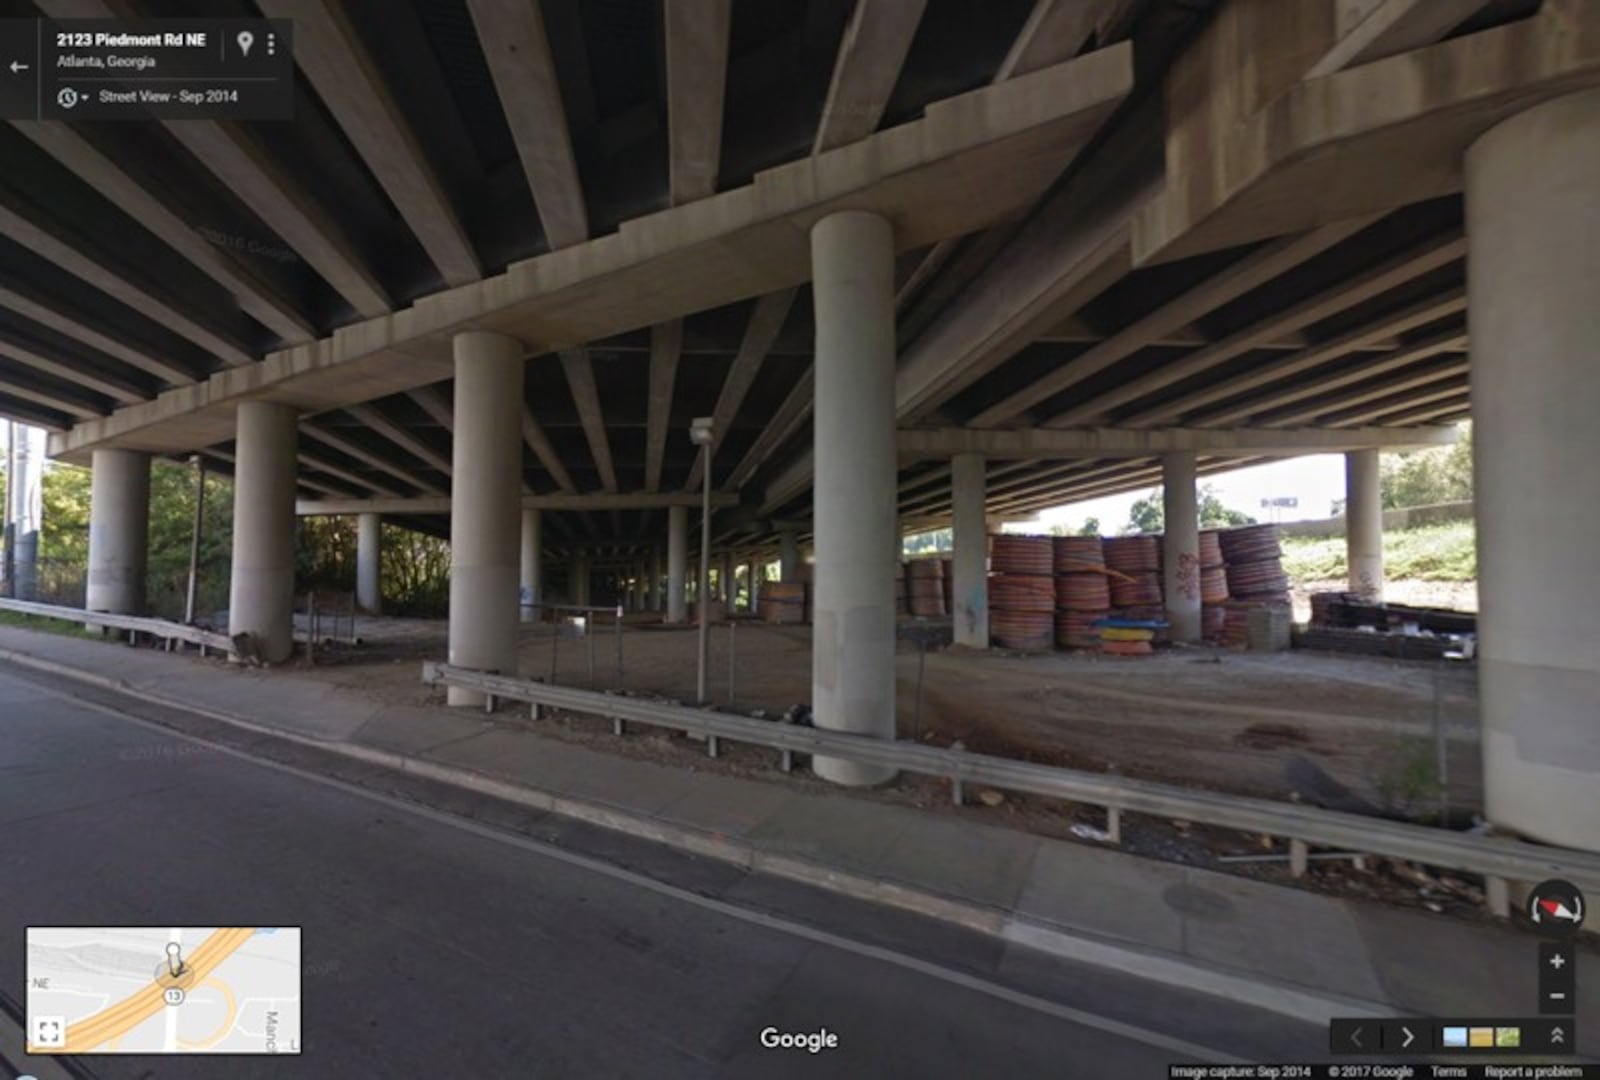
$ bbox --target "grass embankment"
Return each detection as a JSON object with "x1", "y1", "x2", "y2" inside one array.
[
  {"x1": 1280, "y1": 521, "x2": 1476, "y2": 583},
  {"x1": 0, "y1": 609, "x2": 104, "y2": 639}
]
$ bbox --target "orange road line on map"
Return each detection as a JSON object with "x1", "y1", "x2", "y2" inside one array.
[{"x1": 47, "y1": 928, "x2": 256, "y2": 1053}]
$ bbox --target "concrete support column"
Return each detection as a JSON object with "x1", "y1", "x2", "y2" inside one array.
[
  {"x1": 950, "y1": 452, "x2": 989, "y2": 649},
  {"x1": 779, "y1": 531, "x2": 800, "y2": 581},
  {"x1": 1161, "y1": 452, "x2": 1201, "y2": 643},
  {"x1": 228, "y1": 401, "x2": 298, "y2": 663},
  {"x1": 356, "y1": 512, "x2": 382, "y2": 614},
  {"x1": 666, "y1": 506, "x2": 687, "y2": 622},
  {"x1": 446, "y1": 331, "x2": 524, "y2": 706},
  {"x1": 3, "y1": 422, "x2": 44, "y2": 600},
  {"x1": 86, "y1": 448, "x2": 150, "y2": 619},
  {"x1": 648, "y1": 548, "x2": 662, "y2": 612},
  {"x1": 519, "y1": 508, "x2": 543, "y2": 622},
  {"x1": 719, "y1": 551, "x2": 735, "y2": 603},
  {"x1": 1344, "y1": 449, "x2": 1383, "y2": 602},
  {"x1": 811, "y1": 209, "x2": 897, "y2": 786},
  {"x1": 746, "y1": 558, "x2": 760, "y2": 612},
  {"x1": 1469, "y1": 88, "x2": 1600, "y2": 851}
]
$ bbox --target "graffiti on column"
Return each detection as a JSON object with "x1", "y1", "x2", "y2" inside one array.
[{"x1": 1178, "y1": 552, "x2": 1200, "y2": 602}]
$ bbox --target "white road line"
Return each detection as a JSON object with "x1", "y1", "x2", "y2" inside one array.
[{"x1": 29, "y1": 678, "x2": 1259, "y2": 1065}]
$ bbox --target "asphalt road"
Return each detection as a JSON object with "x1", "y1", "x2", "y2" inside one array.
[{"x1": 0, "y1": 663, "x2": 1328, "y2": 1078}]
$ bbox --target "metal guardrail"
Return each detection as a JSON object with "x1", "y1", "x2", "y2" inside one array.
[
  {"x1": 0, "y1": 597, "x2": 233, "y2": 656},
  {"x1": 422, "y1": 661, "x2": 1600, "y2": 914}
]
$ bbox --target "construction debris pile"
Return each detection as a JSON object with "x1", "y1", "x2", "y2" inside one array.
[{"x1": 1298, "y1": 591, "x2": 1476, "y2": 660}]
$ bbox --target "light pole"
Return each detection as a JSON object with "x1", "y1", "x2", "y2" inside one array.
[{"x1": 690, "y1": 417, "x2": 714, "y2": 703}]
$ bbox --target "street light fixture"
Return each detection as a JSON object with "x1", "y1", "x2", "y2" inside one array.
[{"x1": 690, "y1": 417, "x2": 714, "y2": 703}]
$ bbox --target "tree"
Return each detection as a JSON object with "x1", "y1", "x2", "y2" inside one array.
[
  {"x1": 1381, "y1": 422, "x2": 1473, "y2": 509},
  {"x1": 1077, "y1": 517, "x2": 1100, "y2": 537},
  {"x1": 1123, "y1": 484, "x2": 1256, "y2": 534}
]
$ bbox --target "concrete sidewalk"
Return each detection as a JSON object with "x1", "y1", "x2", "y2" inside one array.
[{"x1": 0, "y1": 624, "x2": 1592, "y2": 1046}]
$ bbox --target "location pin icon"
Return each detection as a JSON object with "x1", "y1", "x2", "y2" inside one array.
[{"x1": 237, "y1": 30, "x2": 255, "y2": 57}]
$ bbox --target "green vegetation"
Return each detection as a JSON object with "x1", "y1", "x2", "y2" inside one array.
[
  {"x1": 1122, "y1": 483, "x2": 1256, "y2": 535},
  {"x1": 0, "y1": 608, "x2": 103, "y2": 639},
  {"x1": 1381, "y1": 422, "x2": 1472, "y2": 510},
  {"x1": 1281, "y1": 521, "x2": 1477, "y2": 583},
  {"x1": 2, "y1": 458, "x2": 453, "y2": 618}
]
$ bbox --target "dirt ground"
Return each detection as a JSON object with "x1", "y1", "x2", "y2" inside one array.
[
  {"x1": 256, "y1": 609, "x2": 1502, "y2": 920},
  {"x1": 307, "y1": 611, "x2": 1482, "y2": 822}
]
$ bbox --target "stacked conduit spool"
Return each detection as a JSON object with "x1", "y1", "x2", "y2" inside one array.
[
  {"x1": 988, "y1": 534, "x2": 1054, "y2": 651},
  {"x1": 1103, "y1": 534, "x2": 1165, "y2": 642},
  {"x1": 1199, "y1": 529, "x2": 1228, "y2": 641},
  {"x1": 759, "y1": 581, "x2": 807, "y2": 624},
  {"x1": 906, "y1": 558, "x2": 946, "y2": 617},
  {"x1": 939, "y1": 556, "x2": 954, "y2": 614},
  {"x1": 1217, "y1": 523, "x2": 1291, "y2": 647},
  {"x1": 894, "y1": 559, "x2": 909, "y2": 615},
  {"x1": 1052, "y1": 536, "x2": 1108, "y2": 649}
]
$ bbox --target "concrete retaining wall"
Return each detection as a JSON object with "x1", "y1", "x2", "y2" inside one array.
[{"x1": 1278, "y1": 501, "x2": 1474, "y2": 540}]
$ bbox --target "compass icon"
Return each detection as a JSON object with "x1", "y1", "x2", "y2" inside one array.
[{"x1": 1528, "y1": 879, "x2": 1585, "y2": 937}]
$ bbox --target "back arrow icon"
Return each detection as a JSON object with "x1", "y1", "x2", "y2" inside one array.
[
  {"x1": 1401, "y1": 1026, "x2": 1415, "y2": 1048},
  {"x1": 10, "y1": 60, "x2": 28, "y2": 74}
]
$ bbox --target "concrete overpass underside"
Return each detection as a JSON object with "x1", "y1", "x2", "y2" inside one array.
[{"x1": 0, "y1": 0, "x2": 1596, "y2": 843}]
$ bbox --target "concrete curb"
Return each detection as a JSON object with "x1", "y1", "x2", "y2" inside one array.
[{"x1": 0, "y1": 645, "x2": 1396, "y2": 1025}]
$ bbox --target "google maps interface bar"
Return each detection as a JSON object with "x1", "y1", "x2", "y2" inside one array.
[{"x1": 0, "y1": 18, "x2": 294, "y2": 120}]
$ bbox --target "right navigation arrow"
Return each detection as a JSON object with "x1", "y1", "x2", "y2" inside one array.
[{"x1": 1401, "y1": 1026, "x2": 1415, "y2": 1048}]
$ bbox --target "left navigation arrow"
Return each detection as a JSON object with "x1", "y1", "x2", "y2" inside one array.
[{"x1": 9, "y1": 60, "x2": 27, "y2": 73}]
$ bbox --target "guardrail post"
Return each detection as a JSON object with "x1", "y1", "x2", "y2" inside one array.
[
  {"x1": 1485, "y1": 875, "x2": 1511, "y2": 918},
  {"x1": 613, "y1": 717, "x2": 625, "y2": 736},
  {"x1": 614, "y1": 604, "x2": 623, "y2": 689},
  {"x1": 950, "y1": 740, "x2": 964, "y2": 806},
  {"x1": 707, "y1": 734, "x2": 720, "y2": 759},
  {"x1": 780, "y1": 747, "x2": 793, "y2": 773},
  {"x1": 1289, "y1": 838, "x2": 1309, "y2": 878},
  {"x1": 1107, "y1": 806, "x2": 1122, "y2": 845}
]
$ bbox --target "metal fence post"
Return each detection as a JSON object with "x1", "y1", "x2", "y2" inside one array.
[
  {"x1": 549, "y1": 613, "x2": 560, "y2": 686},
  {"x1": 614, "y1": 603, "x2": 623, "y2": 689}
]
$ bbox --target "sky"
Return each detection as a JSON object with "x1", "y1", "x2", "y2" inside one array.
[{"x1": 1026, "y1": 454, "x2": 1351, "y2": 534}]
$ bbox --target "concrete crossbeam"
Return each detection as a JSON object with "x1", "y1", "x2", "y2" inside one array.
[
  {"x1": 468, "y1": 0, "x2": 588, "y2": 249},
  {"x1": 297, "y1": 492, "x2": 740, "y2": 516},
  {"x1": 896, "y1": 425, "x2": 1456, "y2": 460},
  {"x1": 1135, "y1": 1, "x2": 1600, "y2": 264},
  {"x1": 11, "y1": 122, "x2": 316, "y2": 344},
  {"x1": 812, "y1": 0, "x2": 927, "y2": 153},
  {"x1": 49, "y1": 47, "x2": 1134, "y2": 462},
  {"x1": 682, "y1": 290, "x2": 796, "y2": 491},
  {"x1": 664, "y1": 0, "x2": 732, "y2": 204},
  {"x1": 644, "y1": 321, "x2": 682, "y2": 492},
  {"x1": 968, "y1": 218, "x2": 1377, "y2": 426},
  {"x1": 0, "y1": 283, "x2": 194, "y2": 387},
  {"x1": 559, "y1": 349, "x2": 616, "y2": 493},
  {"x1": 259, "y1": 0, "x2": 481, "y2": 287},
  {"x1": 1047, "y1": 232, "x2": 1467, "y2": 426}
]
